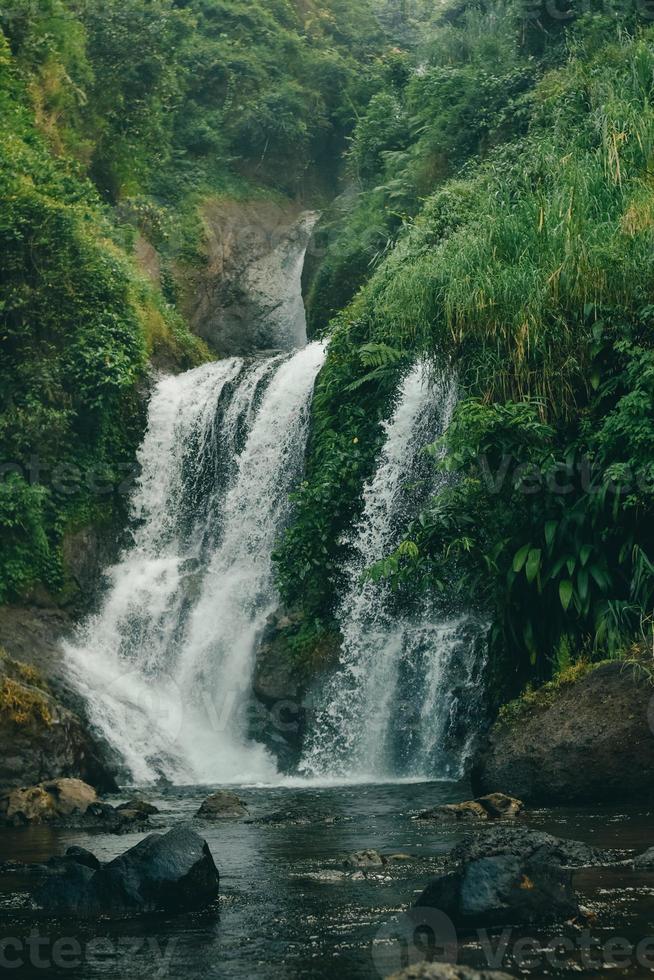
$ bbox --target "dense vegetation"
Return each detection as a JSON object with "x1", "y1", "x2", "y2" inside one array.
[
  {"x1": 0, "y1": 0, "x2": 384, "y2": 603},
  {"x1": 277, "y1": 0, "x2": 654, "y2": 687},
  {"x1": 4, "y1": 0, "x2": 654, "y2": 694}
]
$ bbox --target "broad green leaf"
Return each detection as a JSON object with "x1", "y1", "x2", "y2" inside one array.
[
  {"x1": 580, "y1": 544, "x2": 592, "y2": 566},
  {"x1": 544, "y1": 521, "x2": 557, "y2": 549},
  {"x1": 513, "y1": 544, "x2": 531, "y2": 573},
  {"x1": 559, "y1": 579, "x2": 574, "y2": 611},
  {"x1": 526, "y1": 548, "x2": 541, "y2": 583},
  {"x1": 589, "y1": 564, "x2": 610, "y2": 592}
]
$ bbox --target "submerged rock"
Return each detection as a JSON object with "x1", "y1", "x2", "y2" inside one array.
[
  {"x1": 415, "y1": 827, "x2": 580, "y2": 928},
  {"x1": 116, "y1": 798, "x2": 159, "y2": 816},
  {"x1": 387, "y1": 965, "x2": 514, "y2": 980},
  {"x1": 632, "y1": 846, "x2": 654, "y2": 868},
  {"x1": 292, "y1": 869, "x2": 348, "y2": 883},
  {"x1": 61, "y1": 846, "x2": 101, "y2": 871},
  {"x1": 36, "y1": 826, "x2": 219, "y2": 916},
  {"x1": 416, "y1": 793, "x2": 524, "y2": 823},
  {"x1": 472, "y1": 662, "x2": 654, "y2": 804},
  {"x1": 69, "y1": 801, "x2": 155, "y2": 834},
  {"x1": 0, "y1": 778, "x2": 96, "y2": 825},
  {"x1": 344, "y1": 850, "x2": 385, "y2": 869},
  {"x1": 195, "y1": 791, "x2": 248, "y2": 820}
]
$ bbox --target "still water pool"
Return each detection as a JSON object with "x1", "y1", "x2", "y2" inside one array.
[{"x1": 0, "y1": 781, "x2": 652, "y2": 979}]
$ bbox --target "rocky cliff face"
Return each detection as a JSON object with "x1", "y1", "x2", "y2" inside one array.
[
  {"x1": 0, "y1": 648, "x2": 116, "y2": 792},
  {"x1": 179, "y1": 199, "x2": 318, "y2": 355}
]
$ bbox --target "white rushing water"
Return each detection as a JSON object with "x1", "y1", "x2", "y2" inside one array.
[
  {"x1": 64, "y1": 343, "x2": 325, "y2": 784},
  {"x1": 300, "y1": 361, "x2": 484, "y2": 781}
]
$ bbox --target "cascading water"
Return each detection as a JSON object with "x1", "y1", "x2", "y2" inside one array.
[
  {"x1": 64, "y1": 343, "x2": 325, "y2": 785},
  {"x1": 300, "y1": 361, "x2": 485, "y2": 781}
]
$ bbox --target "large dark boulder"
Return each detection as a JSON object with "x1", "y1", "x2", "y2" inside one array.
[
  {"x1": 472, "y1": 663, "x2": 654, "y2": 805},
  {"x1": 36, "y1": 827, "x2": 219, "y2": 916},
  {"x1": 413, "y1": 827, "x2": 585, "y2": 928}
]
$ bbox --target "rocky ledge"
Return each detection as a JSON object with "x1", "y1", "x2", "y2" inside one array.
[
  {"x1": 472, "y1": 662, "x2": 654, "y2": 805},
  {"x1": 0, "y1": 652, "x2": 115, "y2": 792}
]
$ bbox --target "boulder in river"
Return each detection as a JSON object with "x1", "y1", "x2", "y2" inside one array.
[
  {"x1": 36, "y1": 826, "x2": 219, "y2": 916},
  {"x1": 71, "y1": 801, "x2": 156, "y2": 834},
  {"x1": 472, "y1": 662, "x2": 654, "y2": 804},
  {"x1": 116, "y1": 798, "x2": 159, "y2": 816},
  {"x1": 0, "y1": 778, "x2": 96, "y2": 825},
  {"x1": 416, "y1": 793, "x2": 523, "y2": 823},
  {"x1": 344, "y1": 849, "x2": 385, "y2": 868},
  {"x1": 195, "y1": 790, "x2": 248, "y2": 820},
  {"x1": 414, "y1": 827, "x2": 583, "y2": 928},
  {"x1": 632, "y1": 846, "x2": 654, "y2": 869}
]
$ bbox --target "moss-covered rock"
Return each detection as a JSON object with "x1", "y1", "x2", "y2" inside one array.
[
  {"x1": 472, "y1": 662, "x2": 654, "y2": 804},
  {"x1": 0, "y1": 648, "x2": 115, "y2": 791}
]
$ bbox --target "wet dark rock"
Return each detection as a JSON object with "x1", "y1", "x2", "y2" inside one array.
[
  {"x1": 63, "y1": 846, "x2": 102, "y2": 870},
  {"x1": 63, "y1": 801, "x2": 155, "y2": 834},
  {"x1": 451, "y1": 826, "x2": 622, "y2": 869},
  {"x1": 195, "y1": 790, "x2": 248, "y2": 820},
  {"x1": 291, "y1": 869, "x2": 348, "y2": 883},
  {"x1": 387, "y1": 965, "x2": 515, "y2": 980},
  {"x1": 116, "y1": 798, "x2": 159, "y2": 816},
  {"x1": 36, "y1": 826, "x2": 219, "y2": 917},
  {"x1": 246, "y1": 809, "x2": 346, "y2": 827},
  {"x1": 344, "y1": 850, "x2": 384, "y2": 869},
  {"x1": 473, "y1": 662, "x2": 654, "y2": 804},
  {"x1": 252, "y1": 608, "x2": 340, "y2": 768},
  {"x1": 247, "y1": 809, "x2": 312, "y2": 827},
  {"x1": 417, "y1": 793, "x2": 524, "y2": 823},
  {"x1": 633, "y1": 846, "x2": 654, "y2": 868},
  {"x1": 415, "y1": 827, "x2": 580, "y2": 927}
]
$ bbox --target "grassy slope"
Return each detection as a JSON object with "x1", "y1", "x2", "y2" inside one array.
[{"x1": 276, "y1": 3, "x2": 654, "y2": 685}]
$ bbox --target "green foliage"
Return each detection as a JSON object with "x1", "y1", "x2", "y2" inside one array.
[
  {"x1": 280, "y1": 6, "x2": 654, "y2": 681},
  {"x1": 0, "y1": 0, "x2": 386, "y2": 604},
  {"x1": 0, "y1": 25, "x2": 206, "y2": 602}
]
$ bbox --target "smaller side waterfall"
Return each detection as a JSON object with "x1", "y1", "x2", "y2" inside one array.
[
  {"x1": 64, "y1": 343, "x2": 325, "y2": 785},
  {"x1": 301, "y1": 361, "x2": 485, "y2": 781}
]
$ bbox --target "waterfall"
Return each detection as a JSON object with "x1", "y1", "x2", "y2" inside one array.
[
  {"x1": 64, "y1": 343, "x2": 326, "y2": 785},
  {"x1": 300, "y1": 361, "x2": 485, "y2": 781}
]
